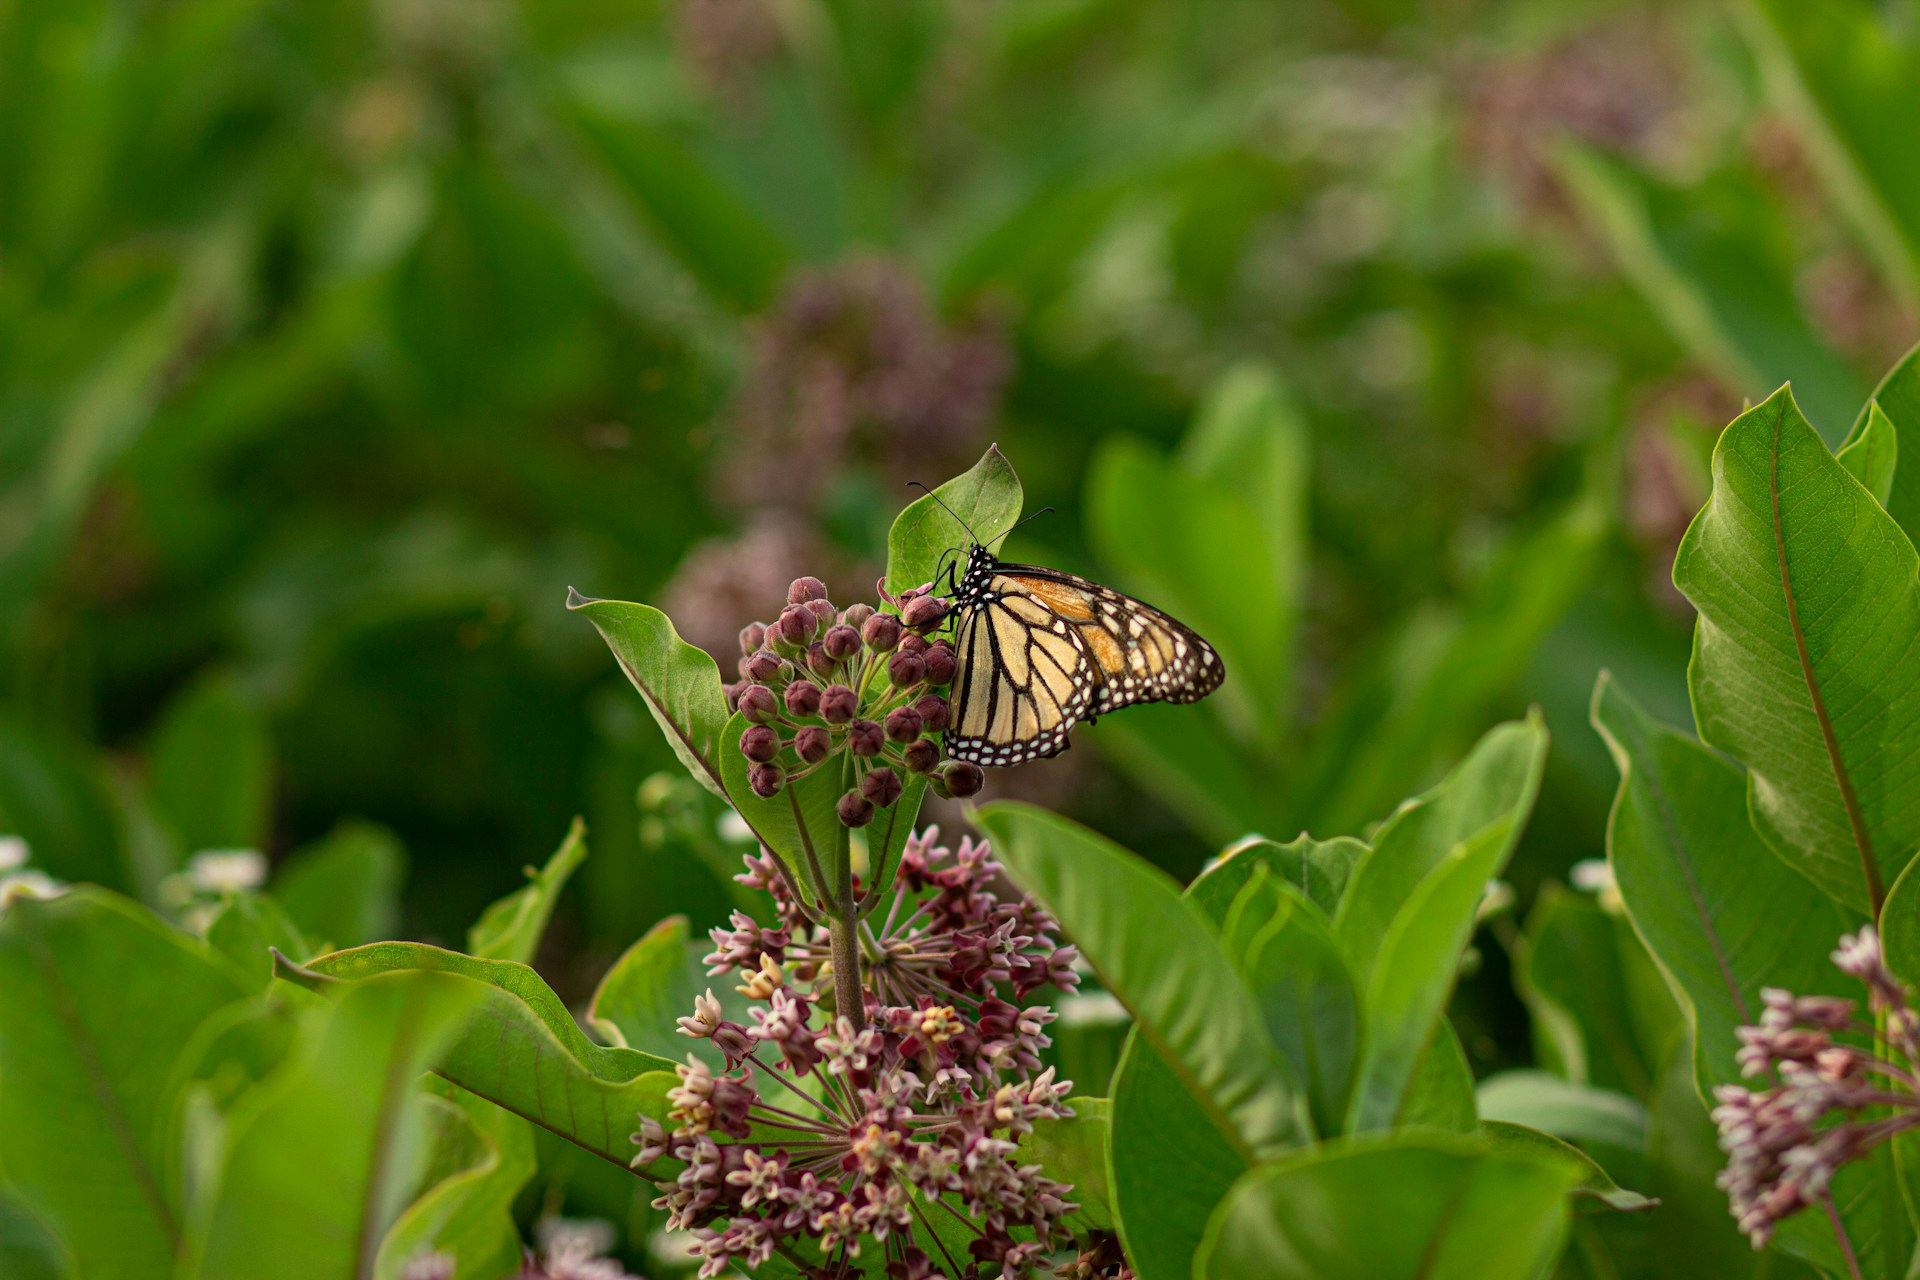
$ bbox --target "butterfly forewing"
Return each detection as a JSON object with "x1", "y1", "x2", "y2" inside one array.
[{"x1": 944, "y1": 552, "x2": 1224, "y2": 767}]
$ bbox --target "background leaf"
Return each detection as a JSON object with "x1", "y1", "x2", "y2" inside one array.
[
  {"x1": 146, "y1": 672, "x2": 273, "y2": 860},
  {"x1": 1837, "y1": 402, "x2": 1899, "y2": 510},
  {"x1": 587, "y1": 914, "x2": 712, "y2": 1061},
  {"x1": 466, "y1": 818, "x2": 587, "y2": 964},
  {"x1": 373, "y1": 1081, "x2": 535, "y2": 1280},
  {"x1": 273, "y1": 821, "x2": 406, "y2": 951}
]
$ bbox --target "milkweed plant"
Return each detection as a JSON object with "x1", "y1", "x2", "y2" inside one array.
[{"x1": 10, "y1": 343, "x2": 1920, "y2": 1280}]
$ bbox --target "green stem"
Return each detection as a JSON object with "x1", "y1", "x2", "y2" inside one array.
[{"x1": 828, "y1": 757, "x2": 865, "y2": 1024}]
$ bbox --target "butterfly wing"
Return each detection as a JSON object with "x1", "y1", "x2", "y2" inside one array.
[{"x1": 945, "y1": 563, "x2": 1224, "y2": 767}]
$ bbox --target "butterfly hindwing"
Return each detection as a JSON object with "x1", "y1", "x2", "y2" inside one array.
[{"x1": 944, "y1": 550, "x2": 1224, "y2": 767}]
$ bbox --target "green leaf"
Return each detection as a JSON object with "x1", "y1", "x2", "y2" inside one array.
[
  {"x1": 1192, "y1": 834, "x2": 1366, "y2": 923},
  {"x1": 0, "y1": 1189, "x2": 70, "y2": 1280},
  {"x1": 1555, "y1": 146, "x2": 1864, "y2": 438},
  {"x1": 884, "y1": 444, "x2": 1023, "y2": 598},
  {"x1": 204, "y1": 892, "x2": 311, "y2": 990},
  {"x1": 1014, "y1": 1097, "x2": 1112, "y2": 1232},
  {"x1": 1878, "y1": 853, "x2": 1920, "y2": 987},
  {"x1": 1194, "y1": 1133, "x2": 1580, "y2": 1280},
  {"x1": 466, "y1": 818, "x2": 587, "y2": 964},
  {"x1": 305, "y1": 942, "x2": 676, "y2": 1166},
  {"x1": 186, "y1": 971, "x2": 485, "y2": 1280},
  {"x1": 587, "y1": 915, "x2": 710, "y2": 1061},
  {"x1": 0, "y1": 889, "x2": 247, "y2": 1280},
  {"x1": 1106, "y1": 1029, "x2": 1247, "y2": 1280},
  {"x1": 1332, "y1": 716, "x2": 1548, "y2": 1132},
  {"x1": 974, "y1": 803, "x2": 1304, "y2": 1160},
  {"x1": 1855, "y1": 343, "x2": 1920, "y2": 545},
  {"x1": 374, "y1": 1082, "x2": 535, "y2": 1280},
  {"x1": 1837, "y1": 402, "x2": 1899, "y2": 510},
  {"x1": 718, "y1": 713, "x2": 849, "y2": 883},
  {"x1": 1479, "y1": 1121, "x2": 1656, "y2": 1214},
  {"x1": 1476, "y1": 1071, "x2": 1649, "y2": 1188},
  {"x1": 566, "y1": 593, "x2": 732, "y2": 803},
  {"x1": 146, "y1": 672, "x2": 273, "y2": 858},
  {"x1": 1517, "y1": 887, "x2": 1655, "y2": 1098},
  {"x1": 1591, "y1": 673, "x2": 1888, "y2": 1277},
  {"x1": 273, "y1": 821, "x2": 406, "y2": 951},
  {"x1": 1396, "y1": 1020, "x2": 1478, "y2": 1136},
  {"x1": 1670, "y1": 386, "x2": 1920, "y2": 914}
]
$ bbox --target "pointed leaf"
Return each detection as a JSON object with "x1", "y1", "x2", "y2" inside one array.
[
  {"x1": 975, "y1": 803, "x2": 1304, "y2": 1160},
  {"x1": 1396, "y1": 1020, "x2": 1478, "y2": 1136},
  {"x1": 1479, "y1": 1121, "x2": 1657, "y2": 1213},
  {"x1": 306, "y1": 942, "x2": 676, "y2": 1167},
  {"x1": 587, "y1": 915, "x2": 712, "y2": 1061},
  {"x1": 1672, "y1": 386, "x2": 1920, "y2": 914},
  {"x1": 273, "y1": 821, "x2": 405, "y2": 951},
  {"x1": 567, "y1": 593, "x2": 732, "y2": 802},
  {"x1": 147, "y1": 672, "x2": 273, "y2": 858},
  {"x1": 205, "y1": 893, "x2": 311, "y2": 990},
  {"x1": 1192, "y1": 834, "x2": 1366, "y2": 923},
  {"x1": 1837, "y1": 402, "x2": 1899, "y2": 510},
  {"x1": 467, "y1": 818, "x2": 587, "y2": 963},
  {"x1": 884, "y1": 445, "x2": 1022, "y2": 598},
  {"x1": 1854, "y1": 342, "x2": 1920, "y2": 545}
]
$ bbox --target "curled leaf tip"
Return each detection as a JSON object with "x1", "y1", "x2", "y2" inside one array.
[{"x1": 565, "y1": 586, "x2": 601, "y2": 610}]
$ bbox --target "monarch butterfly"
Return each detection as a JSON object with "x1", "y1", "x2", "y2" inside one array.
[{"x1": 939, "y1": 542, "x2": 1224, "y2": 767}]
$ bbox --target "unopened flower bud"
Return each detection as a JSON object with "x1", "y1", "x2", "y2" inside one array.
[
  {"x1": 900, "y1": 634, "x2": 929, "y2": 657},
  {"x1": 723, "y1": 682, "x2": 743, "y2": 713},
  {"x1": 804, "y1": 598, "x2": 836, "y2": 627},
  {"x1": 738, "y1": 685, "x2": 779, "y2": 723},
  {"x1": 841, "y1": 603, "x2": 875, "y2": 630},
  {"x1": 807, "y1": 643, "x2": 836, "y2": 677},
  {"x1": 942, "y1": 760, "x2": 985, "y2": 797},
  {"x1": 902, "y1": 594, "x2": 948, "y2": 632},
  {"x1": 740, "y1": 725, "x2": 781, "y2": 763},
  {"x1": 784, "y1": 681, "x2": 822, "y2": 717},
  {"x1": 923, "y1": 643, "x2": 957, "y2": 687},
  {"x1": 884, "y1": 706, "x2": 923, "y2": 743},
  {"x1": 861, "y1": 766, "x2": 904, "y2": 808},
  {"x1": 739, "y1": 622, "x2": 767, "y2": 655},
  {"x1": 775, "y1": 606, "x2": 816, "y2": 647},
  {"x1": 788, "y1": 576, "x2": 829, "y2": 605},
  {"x1": 862, "y1": 613, "x2": 902, "y2": 652},
  {"x1": 820, "y1": 685, "x2": 858, "y2": 724},
  {"x1": 744, "y1": 650, "x2": 781, "y2": 683},
  {"x1": 888, "y1": 651, "x2": 926, "y2": 688},
  {"x1": 793, "y1": 725, "x2": 831, "y2": 763},
  {"x1": 748, "y1": 762, "x2": 785, "y2": 798},
  {"x1": 838, "y1": 791, "x2": 875, "y2": 828},
  {"x1": 902, "y1": 738, "x2": 940, "y2": 773},
  {"x1": 822, "y1": 625, "x2": 861, "y2": 661},
  {"x1": 913, "y1": 693, "x2": 949, "y2": 732},
  {"x1": 848, "y1": 719, "x2": 884, "y2": 757}
]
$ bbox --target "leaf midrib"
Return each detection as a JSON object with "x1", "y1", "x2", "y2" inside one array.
[
  {"x1": 354, "y1": 987, "x2": 430, "y2": 1280},
  {"x1": 1767, "y1": 399, "x2": 1884, "y2": 912}
]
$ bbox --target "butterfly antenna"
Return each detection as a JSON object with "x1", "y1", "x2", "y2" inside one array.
[
  {"x1": 1005, "y1": 506, "x2": 1056, "y2": 539},
  {"x1": 906, "y1": 481, "x2": 981, "y2": 547}
]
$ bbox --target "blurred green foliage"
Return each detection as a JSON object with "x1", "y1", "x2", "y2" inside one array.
[{"x1": 2, "y1": 0, "x2": 1917, "y2": 1152}]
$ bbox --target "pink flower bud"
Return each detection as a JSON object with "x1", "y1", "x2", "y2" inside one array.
[
  {"x1": 862, "y1": 613, "x2": 902, "y2": 652},
  {"x1": 922, "y1": 642, "x2": 957, "y2": 687},
  {"x1": 838, "y1": 791, "x2": 875, "y2": 828},
  {"x1": 888, "y1": 651, "x2": 926, "y2": 688},
  {"x1": 738, "y1": 622, "x2": 767, "y2": 655},
  {"x1": 784, "y1": 681, "x2": 822, "y2": 717},
  {"x1": 902, "y1": 593, "x2": 948, "y2": 632},
  {"x1": 860, "y1": 766, "x2": 904, "y2": 808},
  {"x1": 737, "y1": 685, "x2": 779, "y2": 723},
  {"x1": 902, "y1": 738, "x2": 940, "y2": 773},
  {"x1": 841, "y1": 603, "x2": 875, "y2": 630},
  {"x1": 793, "y1": 725, "x2": 831, "y2": 763},
  {"x1": 739, "y1": 725, "x2": 780, "y2": 762},
  {"x1": 900, "y1": 634, "x2": 929, "y2": 657},
  {"x1": 884, "y1": 706, "x2": 923, "y2": 743},
  {"x1": 748, "y1": 762, "x2": 785, "y2": 798},
  {"x1": 913, "y1": 693, "x2": 949, "y2": 732},
  {"x1": 942, "y1": 761, "x2": 985, "y2": 797},
  {"x1": 848, "y1": 719, "x2": 884, "y2": 757},
  {"x1": 820, "y1": 685, "x2": 858, "y2": 724},
  {"x1": 774, "y1": 605, "x2": 816, "y2": 647},
  {"x1": 822, "y1": 625, "x2": 862, "y2": 661},
  {"x1": 788, "y1": 576, "x2": 829, "y2": 605},
  {"x1": 804, "y1": 598, "x2": 836, "y2": 626},
  {"x1": 744, "y1": 650, "x2": 781, "y2": 683}
]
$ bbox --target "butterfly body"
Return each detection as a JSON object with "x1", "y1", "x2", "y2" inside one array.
[{"x1": 942, "y1": 544, "x2": 1224, "y2": 767}]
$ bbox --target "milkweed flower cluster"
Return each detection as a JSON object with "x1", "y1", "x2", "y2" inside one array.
[
  {"x1": 634, "y1": 828, "x2": 1083, "y2": 1277},
  {"x1": 729, "y1": 575, "x2": 984, "y2": 826},
  {"x1": 1712, "y1": 926, "x2": 1920, "y2": 1248}
]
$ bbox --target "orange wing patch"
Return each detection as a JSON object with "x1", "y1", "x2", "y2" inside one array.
[
  {"x1": 999, "y1": 574, "x2": 1096, "y2": 621},
  {"x1": 1081, "y1": 624, "x2": 1125, "y2": 673}
]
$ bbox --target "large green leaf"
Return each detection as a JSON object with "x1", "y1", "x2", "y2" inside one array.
[
  {"x1": 204, "y1": 892, "x2": 311, "y2": 990},
  {"x1": 566, "y1": 593, "x2": 733, "y2": 803},
  {"x1": 0, "y1": 1189, "x2": 69, "y2": 1280},
  {"x1": 186, "y1": 971, "x2": 483, "y2": 1280},
  {"x1": 1478, "y1": 1121, "x2": 1656, "y2": 1214},
  {"x1": 974, "y1": 803, "x2": 1303, "y2": 1160},
  {"x1": 273, "y1": 821, "x2": 406, "y2": 951},
  {"x1": 466, "y1": 818, "x2": 587, "y2": 964},
  {"x1": 1105, "y1": 1030, "x2": 1246, "y2": 1280},
  {"x1": 1556, "y1": 147, "x2": 1863, "y2": 438},
  {"x1": 884, "y1": 444, "x2": 1022, "y2": 598},
  {"x1": 1837, "y1": 402, "x2": 1899, "y2": 511},
  {"x1": 1671, "y1": 386, "x2": 1920, "y2": 914},
  {"x1": 1396, "y1": 1020, "x2": 1478, "y2": 1136},
  {"x1": 374, "y1": 1082, "x2": 535, "y2": 1280},
  {"x1": 1194, "y1": 1133, "x2": 1580, "y2": 1280},
  {"x1": 1854, "y1": 342, "x2": 1920, "y2": 545},
  {"x1": 1476, "y1": 1071, "x2": 1648, "y2": 1189},
  {"x1": 146, "y1": 672, "x2": 273, "y2": 859},
  {"x1": 1592, "y1": 673, "x2": 1891, "y2": 1277},
  {"x1": 587, "y1": 915, "x2": 712, "y2": 1063},
  {"x1": 0, "y1": 890, "x2": 247, "y2": 1280},
  {"x1": 1014, "y1": 1097, "x2": 1112, "y2": 1232},
  {"x1": 306, "y1": 942, "x2": 676, "y2": 1167}
]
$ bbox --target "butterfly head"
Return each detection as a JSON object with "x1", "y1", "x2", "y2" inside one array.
[{"x1": 957, "y1": 544, "x2": 998, "y2": 600}]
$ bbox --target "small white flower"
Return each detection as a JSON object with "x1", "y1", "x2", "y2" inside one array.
[
  {"x1": 1570, "y1": 858, "x2": 1624, "y2": 914},
  {"x1": 187, "y1": 849, "x2": 268, "y2": 895},
  {"x1": 0, "y1": 870, "x2": 67, "y2": 907},
  {"x1": 0, "y1": 835, "x2": 29, "y2": 873},
  {"x1": 1054, "y1": 990, "x2": 1128, "y2": 1028},
  {"x1": 1477, "y1": 879, "x2": 1516, "y2": 921},
  {"x1": 715, "y1": 808, "x2": 752, "y2": 844}
]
